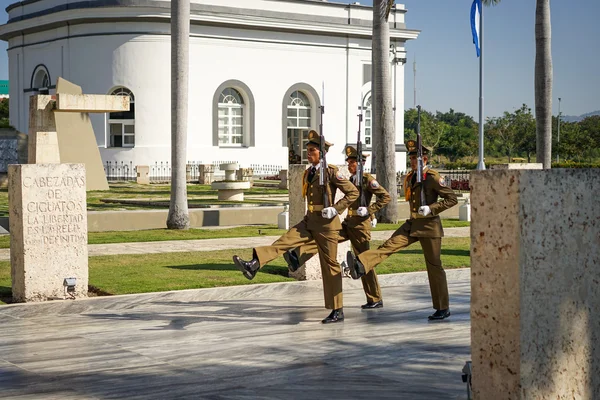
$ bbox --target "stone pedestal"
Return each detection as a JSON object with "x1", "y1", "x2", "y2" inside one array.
[
  {"x1": 221, "y1": 163, "x2": 238, "y2": 181},
  {"x1": 136, "y1": 165, "x2": 150, "y2": 184},
  {"x1": 236, "y1": 167, "x2": 254, "y2": 187},
  {"x1": 278, "y1": 169, "x2": 288, "y2": 189},
  {"x1": 211, "y1": 181, "x2": 251, "y2": 201},
  {"x1": 288, "y1": 164, "x2": 351, "y2": 281},
  {"x1": 8, "y1": 164, "x2": 88, "y2": 302},
  {"x1": 198, "y1": 164, "x2": 214, "y2": 184},
  {"x1": 470, "y1": 169, "x2": 600, "y2": 400}
]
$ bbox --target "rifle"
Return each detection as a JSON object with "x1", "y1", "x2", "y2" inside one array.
[
  {"x1": 416, "y1": 105, "x2": 426, "y2": 208},
  {"x1": 319, "y1": 84, "x2": 329, "y2": 207},
  {"x1": 356, "y1": 100, "x2": 365, "y2": 207}
]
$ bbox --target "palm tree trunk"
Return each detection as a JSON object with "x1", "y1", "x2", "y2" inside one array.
[
  {"x1": 535, "y1": 0, "x2": 552, "y2": 169},
  {"x1": 372, "y1": 0, "x2": 398, "y2": 223},
  {"x1": 167, "y1": 0, "x2": 190, "y2": 229}
]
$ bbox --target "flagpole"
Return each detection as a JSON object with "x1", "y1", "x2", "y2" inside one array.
[{"x1": 476, "y1": 1, "x2": 486, "y2": 170}]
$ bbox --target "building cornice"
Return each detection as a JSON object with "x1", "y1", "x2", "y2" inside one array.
[
  {"x1": 6, "y1": 0, "x2": 408, "y2": 14},
  {"x1": 1, "y1": 1, "x2": 419, "y2": 42}
]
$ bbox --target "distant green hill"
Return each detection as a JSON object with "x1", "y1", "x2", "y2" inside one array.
[{"x1": 562, "y1": 110, "x2": 600, "y2": 123}]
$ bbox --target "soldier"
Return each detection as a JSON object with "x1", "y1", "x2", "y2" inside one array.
[
  {"x1": 283, "y1": 145, "x2": 391, "y2": 309},
  {"x1": 346, "y1": 140, "x2": 458, "y2": 320},
  {"x1": 233, "y1": 130, "x2": 358, "y2": 324}
]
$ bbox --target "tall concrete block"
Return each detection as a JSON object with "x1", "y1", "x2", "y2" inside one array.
[
  {"x1": 198, "y1": 164, "x2": 214, "y2": 184},
  {"x1": 8, "y1": 164, "x2": 88, "y2": 302},
  {"x1": 288, "y1": 164, "x2": 350, "y2": 281},
  {"x1": 136, "y1": 165, "x2": 150, "y2": 184},
  {"x1": 470, "y1": 169, "x2": 600, "y2": 400}
]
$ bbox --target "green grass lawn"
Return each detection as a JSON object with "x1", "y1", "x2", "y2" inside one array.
[
  {"x1": 0, "y1": 237, "x2": 470, "y2": 304},
  {"x1": 0, "y1": 220, "x2": 469, "y2": 249},
  {"x1": 0, "y1": 182, "x2": 289, "y2": 216}
]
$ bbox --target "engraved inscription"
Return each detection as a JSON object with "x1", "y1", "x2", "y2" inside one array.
[{"x1": 23, "y1": 176, "x2": 86, "y2": 246}]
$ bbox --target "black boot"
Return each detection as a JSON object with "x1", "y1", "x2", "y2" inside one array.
[
  {"x1": 283, "y1": 250, "x2": 301, "y2": 272},
  {"x1": 345, "y1": 251, "x2": 365, "y2": 280},
  {"x1": 322, "y1": 308, "x2": 344, "y2": 324},
  {"x1": 361, "y1": 300, "x2": 383, "y2": 309},
  {"x1": 428, "y1": 309, "x2": 451, "y2": 320},
  {"x1": 232, "y1": 255, "x2": 260, "y2": 280}
]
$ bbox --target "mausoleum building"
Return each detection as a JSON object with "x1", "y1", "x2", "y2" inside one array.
[{"x1": 0, "y1": 0, "x2": 418, "y2": 172}]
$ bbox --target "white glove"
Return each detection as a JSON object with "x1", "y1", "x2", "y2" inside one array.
[
  {"x1": 321, "y1": 207, "x2": 338, "y2": 219},
  {"x1": 418, "y1": 205, "x2": 432, "y2": 216},
  {"x1": 371, "y1": 218, "x2": 377, "y2": 228},
  {"x1": 357, "y1": 207, "x2": 369, "y2": 217}
]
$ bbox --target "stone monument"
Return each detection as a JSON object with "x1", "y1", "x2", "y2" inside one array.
[
  {"x1": 9, "y1": 164, "x2": 88, "y2": 301},
  {"x1": 54, "y1": 78, "x2": 127, "y2": 190},
  {"x1": 288, "y1": 164, "x2": 351, "y2": 281},
  {"x1": 470, "y1": 169, "x2": 600, "y2": 399},
  {"x1": 8, "y1": 89, "x2": 130, "y2": 302}
]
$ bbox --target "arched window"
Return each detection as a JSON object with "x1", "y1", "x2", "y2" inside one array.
[
  {"x1": 363, "y1": 93, "x2": 372, "y2": 146},
  {"x1": 108, "y1": 87, "x2": 135, "y2": 148},
  {"x1": 213, "y1": 80, "x2": 255, "y2": 147},
  {"x1": 218, "y1": 88, "x2": 244, "y2": 146},
  {"x1": 286, "y1": 90, "x2": 311, "y2": 164},
  {"x1": 31, "y1": 65, "x2": 51, "y2": 94}
]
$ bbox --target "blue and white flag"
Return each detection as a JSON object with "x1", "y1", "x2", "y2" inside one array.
[{"x1": 471, "y1": 0, "x2": 482, "y2": 57}]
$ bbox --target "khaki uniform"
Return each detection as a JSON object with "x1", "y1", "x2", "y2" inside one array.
[
  {"x1": 254, "y1": 165, "x2": 358, "y2": 310},
  {"x1": 357, "y1": 167, "x2": 458, "y2": 310},
  {"x1": 293, "y1": 173, "x2": 391, "y2": 303}
]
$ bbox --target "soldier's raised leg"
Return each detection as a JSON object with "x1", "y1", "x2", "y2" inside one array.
[
  {"x1": 347, "y1": 223, "x2": 418, "y2": 279},
  {"x1": 284, "y1": 229, "x2": 349, "y2": 272},
  {"x1": 233, "y1": 220, "x2": 314, "y2": 280}
]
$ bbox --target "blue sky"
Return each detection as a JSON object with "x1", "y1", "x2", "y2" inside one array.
[{"x1": 0, "y1": 0, "x2": 598, "y2": 118}]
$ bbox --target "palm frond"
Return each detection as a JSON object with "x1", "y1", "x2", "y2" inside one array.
[
  {"x1": 377, "y1": 0, "x2": 395, "y2": 21},
  {"x1": 385, "y1": 0, "x2": 395, "y2": 19}
]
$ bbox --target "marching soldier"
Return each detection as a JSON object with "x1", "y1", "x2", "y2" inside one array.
[
  {"x1": 283, "y1": 145, "x2": 391, "y2": 309},
  {"x1": 233, "y1": 130, "x2": 358, "y2": 324},
  {"x1": 346, "y1": 140, "x2": 458, "y2": 320}
]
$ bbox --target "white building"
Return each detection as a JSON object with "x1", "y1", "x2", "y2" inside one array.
[{"x1": 0, "y1": 0, "x2": 418, "y2": 174}]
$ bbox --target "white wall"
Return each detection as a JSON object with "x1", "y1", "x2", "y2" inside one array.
[{"x1": 4, "y1": 0, "x2": 411, "y2": 172}]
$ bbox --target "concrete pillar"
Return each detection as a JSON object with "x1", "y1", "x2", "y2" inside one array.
[
  {"x1": 28, "y1": 132, "x2": 60, "y2": 164},
  {"x1": 278, "y1": 169, "x2": 288, "y2": 189},
  {"x1": 470, "y1": 169, "x2": 600, "y2": 399},
  {"x1": 198, "y1": 164, "x2": 214, "y2": 184},
  {"x1": 9, "y1": 164, "x2": 88, "y2": 302},
  {"x1": 136, "y1": 165, "x2": 150, "y2": 184}
]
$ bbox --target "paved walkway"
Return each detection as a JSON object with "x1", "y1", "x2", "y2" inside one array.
[
  {"x1": 0, "y1": 269, "x2": 472, "y2": 399},
  {"x1": 0, "y1": 227, "x2": 469, "y2": 260}
]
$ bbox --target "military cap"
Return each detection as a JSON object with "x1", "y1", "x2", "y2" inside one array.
[
  {"x1": 344, "y1": 145, "x2": 370, "y2": 161},
  {"x1": 306, "y1": 130, "x2": 333, "y2": 152},
  {"x1": 406, "y1": 139, "x2": 430, "y2": 156}
]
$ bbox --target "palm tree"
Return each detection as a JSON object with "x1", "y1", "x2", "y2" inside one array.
[
  {"x1": 482, "y1": 0, "x2": 552, "y2": 168},
  {"x1": 167, "y1": 0, "x2": 190, "y2": 229},
  {"x1": 534, "y1": 0, "x2": 552, "y2": 168},
  {"x1": 371, "y1": 0, "x2": 398, "y2": 223}
]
